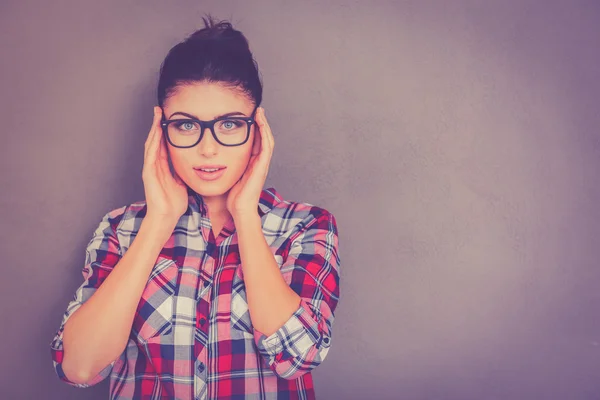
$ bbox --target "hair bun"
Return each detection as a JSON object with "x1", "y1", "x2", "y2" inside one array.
[
  {"x1": 188, "y1": 17, "x2": 236, "y2": 40},
  {"x1": 186, "y1": 15, "x2": 250, "y2": 55}
]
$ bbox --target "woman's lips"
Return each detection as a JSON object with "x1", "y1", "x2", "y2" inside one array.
[{"x1": 194, "y1": 167, "x2": 227, "y2": 181}]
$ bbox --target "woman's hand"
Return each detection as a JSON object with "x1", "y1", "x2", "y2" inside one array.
[
  {"x1": 142, "y1": 106, "x2": 189, "y2": 224},
  {"x1": 226, "y1": 107, "x2": 274, "y2": 219}
]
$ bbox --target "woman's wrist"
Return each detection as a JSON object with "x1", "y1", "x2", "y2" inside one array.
[{"x1": 140, "y1": 215, "x2": 178, "y2": 246}]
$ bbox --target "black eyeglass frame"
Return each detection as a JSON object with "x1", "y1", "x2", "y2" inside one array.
[{"x1": 160, "y1": 105, "x2": 259, "y2": 148}]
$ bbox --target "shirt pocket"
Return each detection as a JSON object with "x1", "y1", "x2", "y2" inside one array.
[{"x1": 132, "y1": 256, "x2": 178, "y2": 343}]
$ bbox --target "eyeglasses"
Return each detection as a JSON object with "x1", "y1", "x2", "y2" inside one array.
[{"x1": 161, "y1": 106, "x2": 258, "y2": 148}]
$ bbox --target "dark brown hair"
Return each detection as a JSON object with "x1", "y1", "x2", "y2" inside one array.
[{"x1": 157, "y1": 15, "x2": 262, "y2": 108}]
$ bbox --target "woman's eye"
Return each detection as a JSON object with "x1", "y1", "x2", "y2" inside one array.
[
  {"x1": 176, "y1": 121, "x2": 196, "y2": 131},
  {"x1": 222, "y1": 120, "x2": 236, "y2": 129},
  {"x1": 220, "y1": 119, "x2": 245, "y2": 130}
]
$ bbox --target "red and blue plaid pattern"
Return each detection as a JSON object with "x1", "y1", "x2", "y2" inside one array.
[{"x1": 50, "y1": 187, "x2": 340, "y2": 399}]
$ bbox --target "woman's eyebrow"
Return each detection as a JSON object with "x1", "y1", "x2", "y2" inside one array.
[{"x1": 167, "y1": 111, "x2": 246, "y2": 120}]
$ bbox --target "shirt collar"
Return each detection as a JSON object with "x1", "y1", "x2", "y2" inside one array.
[{"x1": 187, "y1": 186, "x2": 282, "y2": 219}]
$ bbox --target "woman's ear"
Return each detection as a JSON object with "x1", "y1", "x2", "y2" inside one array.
[{"x1": 165, "y1": 140, "x2": 177, "y2": 177}]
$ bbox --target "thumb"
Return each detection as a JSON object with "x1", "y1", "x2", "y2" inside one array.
[{"x1": 252, "y1": 131, "x2": 261, "y2": 155}]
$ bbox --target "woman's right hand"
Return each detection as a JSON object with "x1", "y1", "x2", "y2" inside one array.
[{"x1": 142, "y1": 106, "x2": 189, "y2": 225}]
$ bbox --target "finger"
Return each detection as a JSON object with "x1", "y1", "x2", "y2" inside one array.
[
  {"x1": 145, "y1": 107, "x2": 163, "y2": 162},
  {"x1": 144, "y1": 107, "x2": 160, "y2": 153},
  {"x1": 257, "y1": 107, "x2": 273, "y2": 154},
  {"x1": 252, "y1": 122, "x2": 262, "y2": 156},
  {"x1": 256, "y1": 108, "x2": 273, "y2": 168},
  {"x1": 245, "y1": 150, "x2": 267, "y2": 189},
  {"x1": 261, "y1": 108, "x2": 275, "y2": 151},
  {"x1": 148, "y1": 109, "x2": 165, "y2": 167},
  {"x1": 254, "y1": 109, "x2": 266, "y2": 155},
  {"x1": 158, "y1": 131, "x2": 168, "y2": 163},
  {"x1": 156, "y1": 135, "x2": 172, "y2": 186}
]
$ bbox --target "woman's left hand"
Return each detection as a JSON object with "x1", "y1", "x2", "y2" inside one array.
[{"x1": 226, "y1": 107, "x2": 274, "y2": 220}]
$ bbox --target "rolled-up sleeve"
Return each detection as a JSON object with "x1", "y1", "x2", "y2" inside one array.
[
  {"x1": 254, "y1": 210, "x2": 340, "y2": 380},
  {"x1": 50, "y1": 207, "x2": 124, "y2": 387}
]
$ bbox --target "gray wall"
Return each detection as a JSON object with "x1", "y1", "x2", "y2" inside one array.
[{"x1": 2, "y1": 1, "x2": 599, "y2": 399}]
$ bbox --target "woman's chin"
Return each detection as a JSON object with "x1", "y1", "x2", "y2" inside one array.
[{"x1": 188, "y1": 182, "x2": 232, "y2": 198}]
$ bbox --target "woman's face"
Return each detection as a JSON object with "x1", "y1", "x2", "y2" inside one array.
[{"x1": 162, "y1": 81, "x2": 257, "y2": 203}]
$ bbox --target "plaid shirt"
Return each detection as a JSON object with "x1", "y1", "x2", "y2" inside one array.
[{"x1": 50, "y1": 187, "x2": 340, "y2": 399}]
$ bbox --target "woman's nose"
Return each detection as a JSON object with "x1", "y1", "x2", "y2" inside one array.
[{"x1": 197, "y1": 127, "x2": 218, "y2": 155}]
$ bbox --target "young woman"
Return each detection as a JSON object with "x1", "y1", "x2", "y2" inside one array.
[{"x1": 50, "y1": 16, "x2": 340, "y2": 399}]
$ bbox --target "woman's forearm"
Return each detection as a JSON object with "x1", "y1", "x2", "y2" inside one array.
[
  {"x1": 235, "y1": 213, "x2": 301, "y2": 337},
  {"x1": 61, "y1": 216, "x2": 175, "y2": 384}
]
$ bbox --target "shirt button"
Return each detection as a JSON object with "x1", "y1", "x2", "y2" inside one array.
[
  {"x1": 197, "y1": 362, "x2": 205, "y2": 373},
  {"x1": 199, "y1": 317, "x2": 207, "y2": 326}
]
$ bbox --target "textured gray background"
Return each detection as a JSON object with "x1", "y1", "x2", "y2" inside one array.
[{"x1": 1, "y1": 1, "x2": 600, "y2": 399}]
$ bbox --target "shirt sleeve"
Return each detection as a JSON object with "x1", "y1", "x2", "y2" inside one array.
[
  {"x1": 253, "y1": 210, "x2": 341, "y2": 380},
  {"x1": 49, "y1": 208, "x2": 125, "y2": 387}
]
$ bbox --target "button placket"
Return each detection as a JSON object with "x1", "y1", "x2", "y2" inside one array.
[{"x1": 193, "y1": 240, "x2": 214, "y2": 391}]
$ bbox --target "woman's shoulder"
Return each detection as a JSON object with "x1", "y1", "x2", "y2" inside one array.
[
  {"x1": 262, "y1": 187, "x2": 338, "y2": 231},
  {"x1": 106, "y1": 199, "x2": 148, "y2": 219},
  {"x1": 89, "y1": 199, "x2": 156, "y2": 254},
  {"x1": 93, "y1": 199, "x2": 151, "y2": 235}
]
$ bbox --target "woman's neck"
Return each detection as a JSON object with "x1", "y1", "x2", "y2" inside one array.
[{"x1": 202, "y1": 194, "x2": 231, "y2": 221}]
